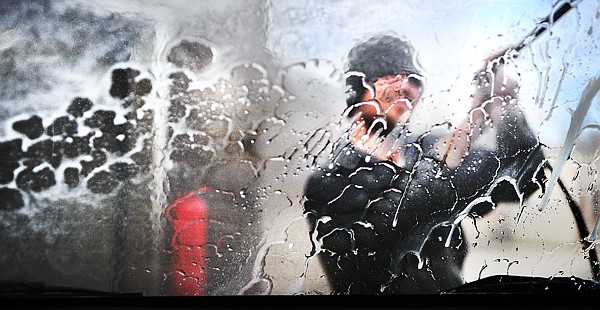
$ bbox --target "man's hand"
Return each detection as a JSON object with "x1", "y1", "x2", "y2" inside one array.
[{"x1": 472, "y1": 47, "x2": 520, "y2": 109}]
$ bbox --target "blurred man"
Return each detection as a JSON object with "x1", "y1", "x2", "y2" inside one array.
[{"x1": 303, "y1": 35, "x2": 546, "y2": 294}]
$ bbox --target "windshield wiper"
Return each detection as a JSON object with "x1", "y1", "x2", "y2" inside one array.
[{"x1": 443, "y1": 275, "x2": 600, "y2": 294}]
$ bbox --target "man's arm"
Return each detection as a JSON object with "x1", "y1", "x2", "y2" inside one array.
[
  {"x1": 437, "y1": 48, "x2": 520, "y2": 168},
  {"x1": 441, "y1": 48, "x2": 547, "y2": 206}
]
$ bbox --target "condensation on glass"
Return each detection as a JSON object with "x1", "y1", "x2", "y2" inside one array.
[{"x1": 0, "y1": 0, "x2": 598, "y2": 295}]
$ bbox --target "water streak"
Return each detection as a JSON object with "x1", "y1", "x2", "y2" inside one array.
[{"x1": 539, "y1": 77, "x2": 600, "y2": 211}]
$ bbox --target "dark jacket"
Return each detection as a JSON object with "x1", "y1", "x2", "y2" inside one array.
[{"x1": 303, "y1": 105, "x2": 546, "y2": 294}]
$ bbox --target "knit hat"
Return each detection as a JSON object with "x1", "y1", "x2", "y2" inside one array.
[{"x1": 345, "y1": 35, "x2": 420, "y2": 107}]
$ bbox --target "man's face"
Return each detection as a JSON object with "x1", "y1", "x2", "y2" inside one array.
[{"x1": 360, "y1": 73, "x2": 424, "y2": 127}]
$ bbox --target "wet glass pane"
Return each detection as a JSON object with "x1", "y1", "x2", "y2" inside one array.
[{"x1": 0, "y1": 0, "x2": 599, "y2": 298}]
